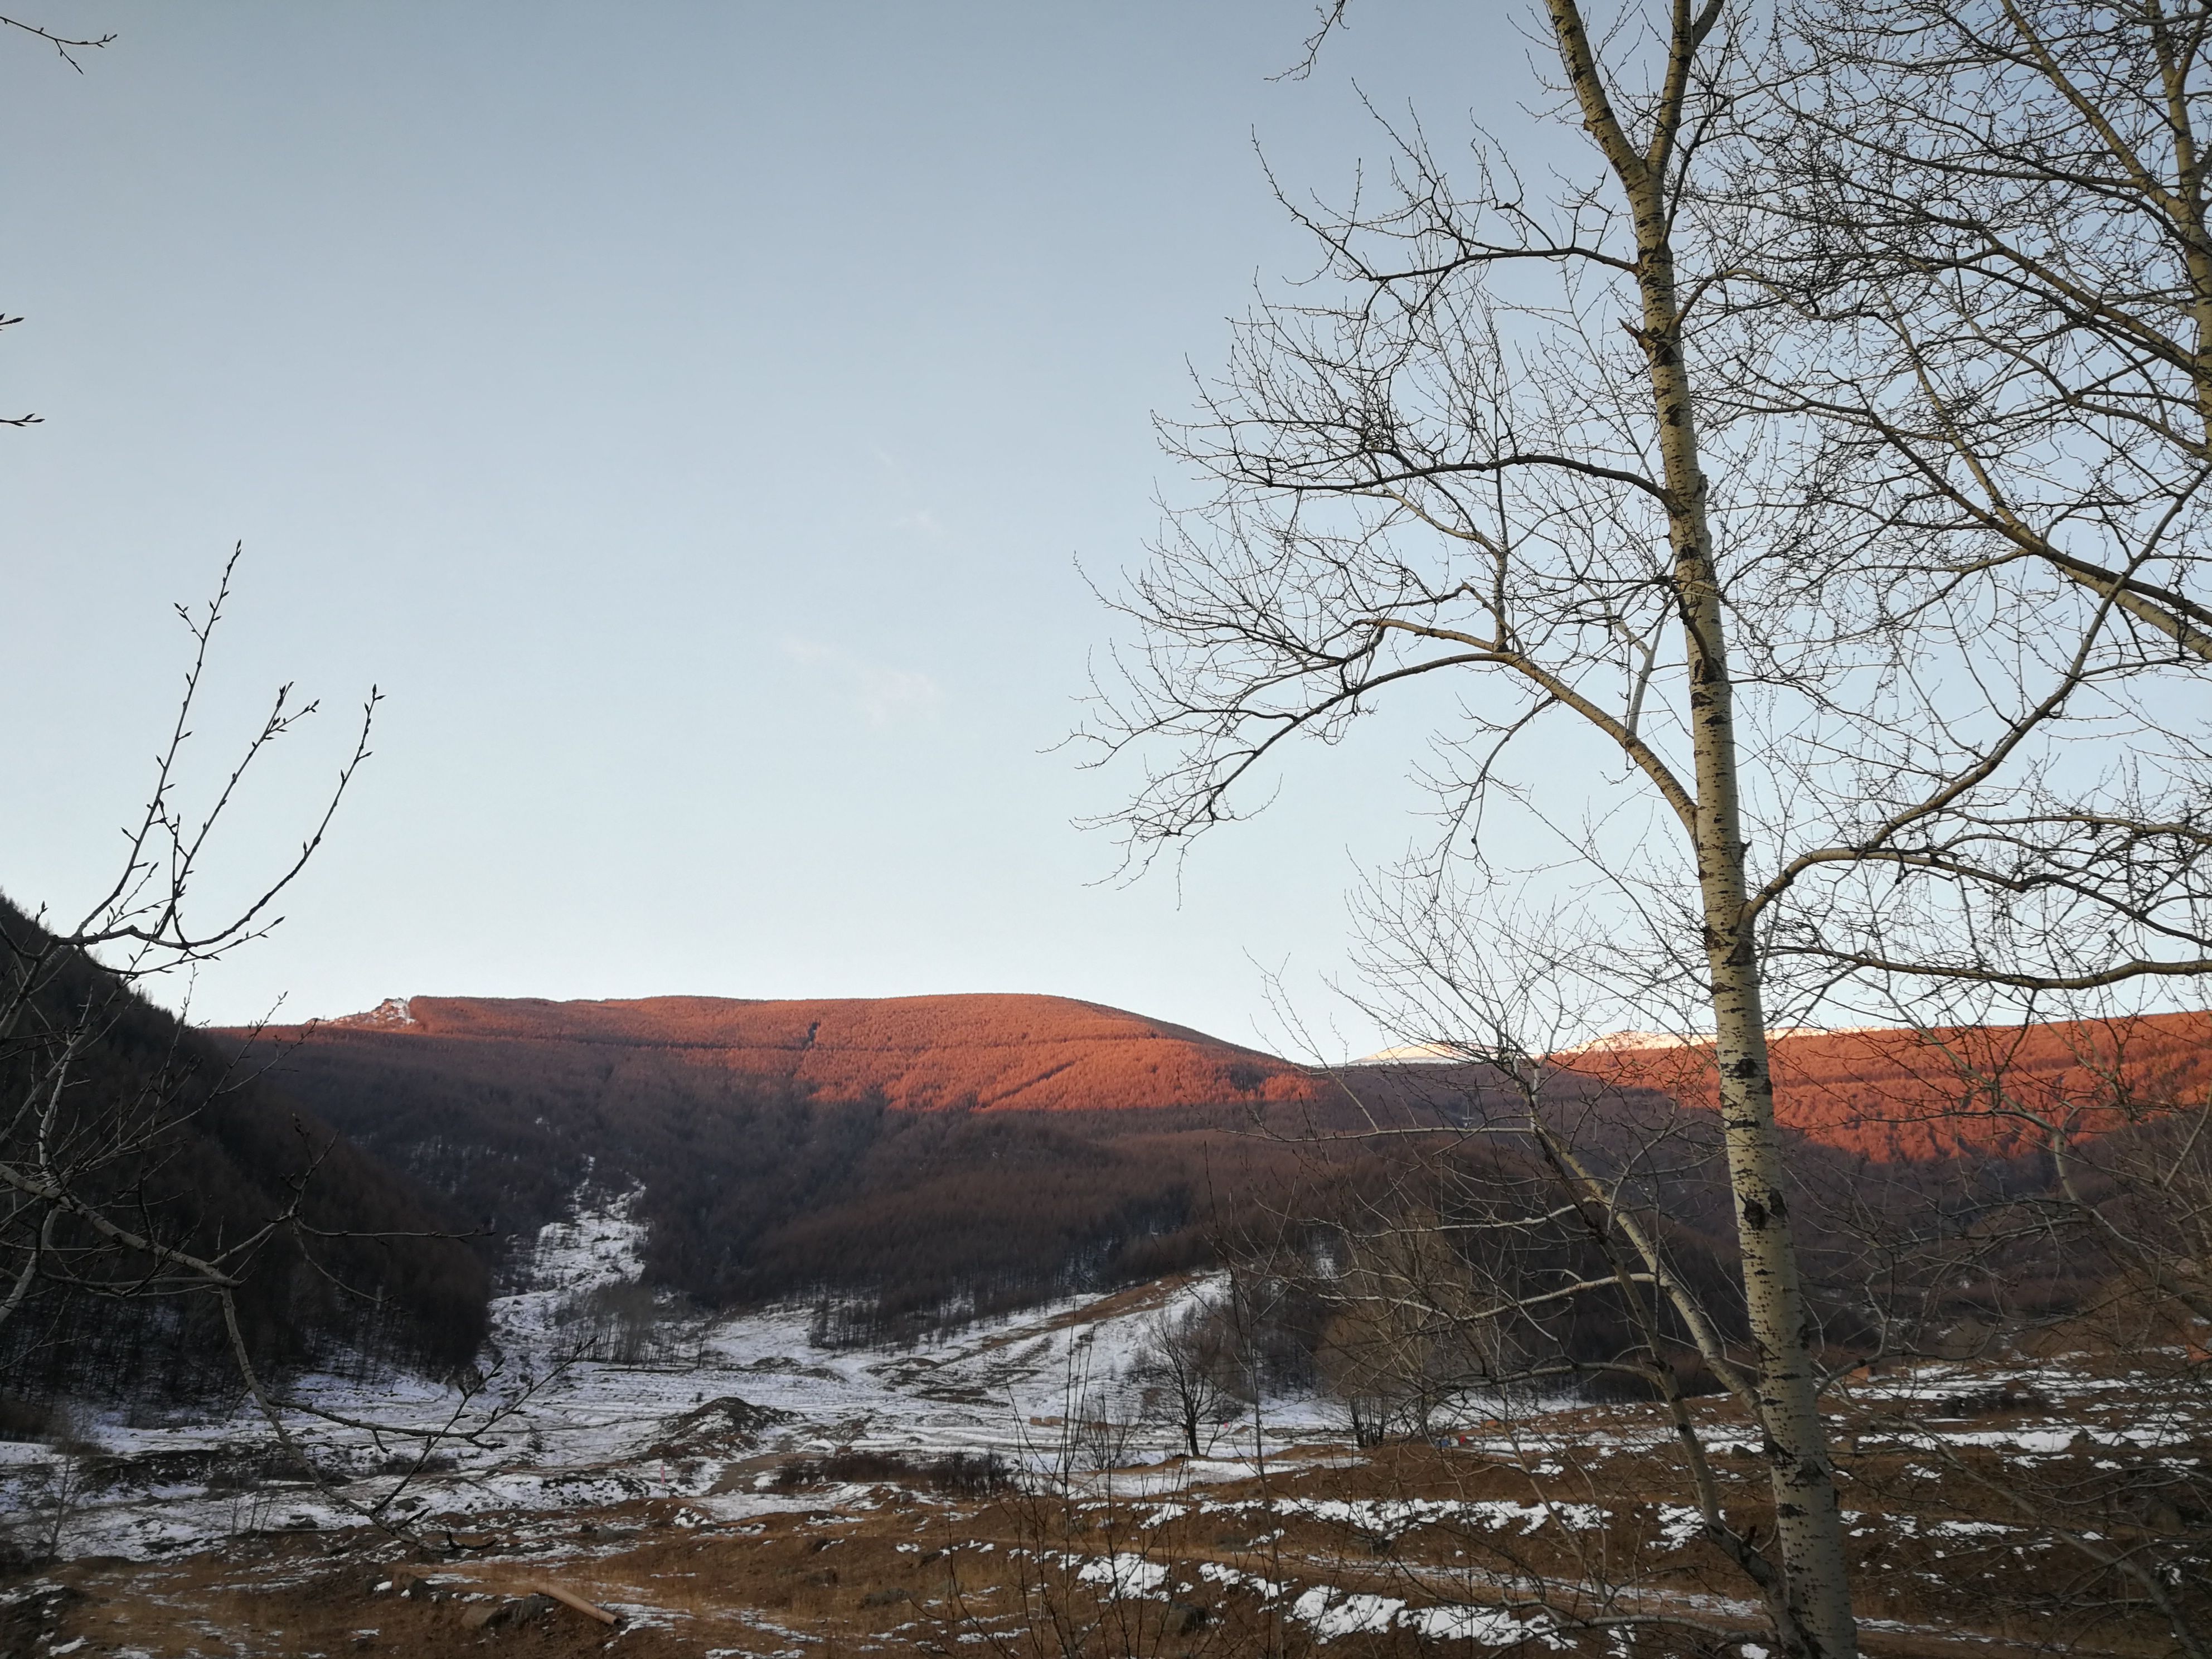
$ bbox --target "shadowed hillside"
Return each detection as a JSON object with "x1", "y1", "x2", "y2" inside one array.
[
  {"x1": 0, "y1": 901, "x2": 489, "y2": 1406},
  {"x1": 317, "y1": 993, "x2": 2212, "y2": 1163},
  {"x1": 230, "y1": 993, "x2": 1813, "y2": 1348},
  {"x1": 240, "y1": 1000, "x2": 1355, "y2": 1341},
  {"x1": 236, "y1": 991, "x2": 2209, "y2": 1345}
]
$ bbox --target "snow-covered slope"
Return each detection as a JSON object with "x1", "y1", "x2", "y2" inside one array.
[{"x1": 0, "y1": 1190, "x2": 1330, "y2": 1561}]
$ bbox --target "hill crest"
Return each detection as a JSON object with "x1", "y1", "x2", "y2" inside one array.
[
  {"x1": 1559, "y1": 1009, "x2": 2212, "y2": 1160},
  {"x1": 324, "y1": 991, "x2": 1316, "y2": 1114},
  {"x1": 316, "y1": 993, "x2": 2212, "y2": 1158}
]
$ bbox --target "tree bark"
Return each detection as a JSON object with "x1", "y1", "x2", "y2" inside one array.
[{"x1": 1546, "y1": 1, "x2": 1859, "y2": 1651}]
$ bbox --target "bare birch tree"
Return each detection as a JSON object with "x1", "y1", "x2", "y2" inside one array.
[
  {"x1": 1753, "y1": 0, "x2": 2212, "y2": 669},
  {"x1": 1717, "y1": 13, "x2": 2212, "y2": 1643},
  {"x1": 1086, "y1": 1, "x2": 2212, "y2": 1653}
]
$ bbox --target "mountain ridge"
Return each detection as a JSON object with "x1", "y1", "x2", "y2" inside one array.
[
  {"x1": 1562, "y1": 1008, "x2": 2212, "y2": 1161},
  {"x1": 227, "y1": 988, "x2": 2211, "y2": 1341},
  {"x1": 311, "y1": 991, "x2": 1316, "y2": 1114},
  {"x1": 305, "y1": 992, "x2": 2212, "y2": 1161}
]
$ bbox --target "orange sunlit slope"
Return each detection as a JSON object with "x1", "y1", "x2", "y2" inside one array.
[
  {"x1": 326, "y1": 996, "x2": 2211, "y2": 1160},
  {"x1": 1560, "y1": 1011, "x2": 2212, "y2": 1161},
  {"x1": 355, "y1": 993, "x2": 1317, "y2": 1114}
]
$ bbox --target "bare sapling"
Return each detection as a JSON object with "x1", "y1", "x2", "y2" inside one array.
[{"x1": 0, "y1": 552, "x2": 558, "y2": 1548}]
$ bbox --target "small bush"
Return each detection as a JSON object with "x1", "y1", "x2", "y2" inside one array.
[
  {"x1": 375, "y1": 1452, "x2": 457, "y2": 1476},
  {"x1": 771, "y1": 1448, "x2": 1012, "y2": 1495},
  {"x1": 0, "y1": 1394, "x2": 52, "y2": 1443}
]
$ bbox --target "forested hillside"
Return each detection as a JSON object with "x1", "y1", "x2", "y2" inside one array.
[
  {"x1": 0, "y1": 900, "x2": 489, "y2": 1405},
  {"x1": 235, "y1": 993, "x2": 1773, "y2": 1345},
  {"x1": 232, "y1": 992, "x2": 2208, "y2": 1349},
  {"x1": 342, "y1": 992, "x2": 1314, "y2": 1111},
  {"x1": 238, "y1": 1007, "x2": 1356, "y2": 1340},
  {"x1": 1563, "y1": 1011, "x2": 2212, "y2": 1161},
  {"x1": 307, "y1": 992, "x2": 2212, "y2": 1159}
]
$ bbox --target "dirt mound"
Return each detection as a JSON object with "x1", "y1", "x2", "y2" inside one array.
[
  {"x1": 341, "y1": 993, "x2": 1315, "y2": 1114},
  {"x1": 644, "y1": 1395, "x2": 797, "y2": 1460}
]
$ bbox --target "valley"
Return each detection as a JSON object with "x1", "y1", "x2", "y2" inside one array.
[
  {"x1": 4, "y1": 1187, "x2": 2206, "y2": 1657},
  {"x1": 5, "y1": 973, "x2": 2208, "y2": 1656},
  {"x1": 21, "y1": 3, "x2": 2212, "y2": 1653}
]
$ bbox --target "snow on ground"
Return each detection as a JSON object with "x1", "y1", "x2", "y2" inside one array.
[
  {"x1": 8, "y1": 1186, "x2": 2198, "y2": 1568},
  {"x1": 446, "y1": 1189, "x2": 1339, "y2": 1479},
  {"x1": 1, "y1": 1190, "x2": 1345, "y2": 1561}
]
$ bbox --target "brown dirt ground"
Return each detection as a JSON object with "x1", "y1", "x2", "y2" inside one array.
[{"x1": 7, "y1": 1356, "x2": 2204, "y2": 1659}]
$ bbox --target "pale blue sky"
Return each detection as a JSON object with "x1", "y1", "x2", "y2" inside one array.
[{"x1": 2, "y1": 1, "x2": 1539, "y2": 1052}]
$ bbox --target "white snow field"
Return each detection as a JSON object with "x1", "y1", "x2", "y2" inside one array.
[
  {"x1": 0, "y1": 1190, "x2": 1341, "y2": 1563},
  {"x1": 4, "y1": 1182, "x2": 2200, "y2": 1657}
]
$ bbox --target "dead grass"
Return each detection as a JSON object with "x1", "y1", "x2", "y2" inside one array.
[{"x1": 8, "y1": 1360, "x2": 2203, "y2": 1659}]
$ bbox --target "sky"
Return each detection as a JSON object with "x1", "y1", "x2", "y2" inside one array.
[{"x1": 1, "y1": 1, "x2": 1548, "y2": 1054}]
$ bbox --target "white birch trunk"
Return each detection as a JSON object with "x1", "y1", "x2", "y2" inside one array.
[{"x1": 1545, "y1": 2, "x2": 1860, "y2": 1651}]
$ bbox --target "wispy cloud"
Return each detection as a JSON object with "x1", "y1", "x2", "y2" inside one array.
[
  {"x1": 890, "y1": 506, "x2": 946, "y2": 539},
  {"x1": 869, "y1": 446, "x2": 948, "y2": 541},
  {"x1": 783, "y1": 638, "x2": 944, "y2": 727}
]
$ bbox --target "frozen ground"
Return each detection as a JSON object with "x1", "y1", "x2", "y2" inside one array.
[
  {"x1": 2, "y1": 1191, "x2": 2205, "y2": 1656},
  {"x1": 6, "y1": 1187, "x2": 2202, "y2": 1589},
  {"x1": 0, "y1": 1190, "x2": 1343, "y2": 1563}
]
